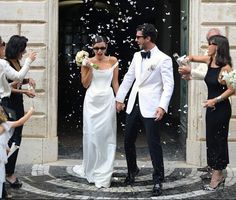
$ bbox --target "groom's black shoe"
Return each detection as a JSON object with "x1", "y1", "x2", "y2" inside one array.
[
  {"x1": 124, "y1": 167, "x2": 140, "y2": 185},
  {"x1": 152, "y1": 183, "x2": 162, "y2": 196}
]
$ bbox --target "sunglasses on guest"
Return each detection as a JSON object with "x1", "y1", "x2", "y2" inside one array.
[
  {"x1": 93, "y1": 47, "x2": 106, "y2": 51},
  {"x1": 208, "y1": 41, "x2": 217, "y2": 46}
]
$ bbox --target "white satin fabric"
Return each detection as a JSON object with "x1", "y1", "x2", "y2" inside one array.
[{"x1": 73, "y1": 62, "x2": 118, "y2": 188}]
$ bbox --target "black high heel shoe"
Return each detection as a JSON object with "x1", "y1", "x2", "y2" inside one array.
[
  {"x1": 6, "y1": 178, "x2": 22, "y2": 189},
  {"x1": 203, "y1": 178, "x2": 225, "y2": 191}
]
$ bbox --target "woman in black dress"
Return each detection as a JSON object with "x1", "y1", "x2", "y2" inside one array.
[
  {"x1": 5, "y1": 35, "x2": 36, "y2": 188},
  {"x1": 185, "y1": 35, "x2": 234, "y2": 190}
]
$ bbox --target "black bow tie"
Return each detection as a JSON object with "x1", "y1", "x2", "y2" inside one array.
[{"x1": 141, "y1": 51, "x2": 151, "y2": 59}]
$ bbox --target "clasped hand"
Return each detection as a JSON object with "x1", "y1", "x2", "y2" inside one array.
[
  {"x1": 203, "y1": 99, "x2": 216, "y2": 108},
  {"x1": 25, "y1": 89, "x2": 36, "y2": 98},
  {"x1": 155, "y1": 107, "x2": 165, "y2": 121},
  {"x1": 116, "y1": 102, "x2": 125, "y2": 113}
]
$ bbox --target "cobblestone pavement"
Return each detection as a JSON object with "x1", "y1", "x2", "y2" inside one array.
[{"x1": 6, "y1": 160, "x2": 236, "y2": 199}]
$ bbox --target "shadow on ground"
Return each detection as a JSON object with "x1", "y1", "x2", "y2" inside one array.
[{"x1": 58, "y1": 124, "x2": 185, "y2": 162}]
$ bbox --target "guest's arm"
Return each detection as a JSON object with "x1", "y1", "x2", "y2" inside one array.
[
  {"x1": 11, "y1": 107, "x2": 34, "y2": 128},
  {"x1": 203, "y1": 65, "x2": 235, "y2": 108},
  {"x1": 1, "y1": 51, "x2": 36, "y2": 81}
]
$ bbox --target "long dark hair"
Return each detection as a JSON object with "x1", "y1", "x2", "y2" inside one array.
[
  {"x1": 208, "y1": 35, "x2": 232, "y2": 68},
  {"x1": 5, "y1": 35, "x2": 28, "y2": 59}
]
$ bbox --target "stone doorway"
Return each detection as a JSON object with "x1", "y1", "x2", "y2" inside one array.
[{"x1": 58, "y1": 0, "x2": 185, "y2": 161}]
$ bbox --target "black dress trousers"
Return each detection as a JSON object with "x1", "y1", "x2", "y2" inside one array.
[{"x1": 124, "y1": 95, "x2": 164, "y2": 183}]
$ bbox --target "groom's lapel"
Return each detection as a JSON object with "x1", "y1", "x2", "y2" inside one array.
[
  {"x1": 139, "y1": 60, "x2": 153, "y2": 85},
  {"x1": 139, "y1": 54, "x2": 162, "y2": 86},
  {"x1": 136, "y1": 53, "x2": 142, "y2": 84}
]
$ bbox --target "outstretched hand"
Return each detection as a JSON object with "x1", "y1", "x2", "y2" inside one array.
[
  {"x1": 29, "y1": 107, "x2": 35, "y2": 113},
  {"x1": 178, "y1": 65, "x2": 192, "y2": 80},
  {"x1": 178, "y1": 65, "x2": 191, "y2": 73},
  {"x1": 25, "y1": 89, "x2": 35, "y2": 98},
  {"x1": 28, "y1": 78, "x2": 36, "y2": 88},
  {"x1": 28, "y1": 51, "x2": 37, "y2": 61}
]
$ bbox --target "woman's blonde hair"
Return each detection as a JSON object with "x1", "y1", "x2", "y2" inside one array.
[{"x1": 0, "y1": 107, "x2": 7, "y2": 123}]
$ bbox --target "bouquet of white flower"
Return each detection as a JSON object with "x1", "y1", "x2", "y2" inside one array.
[
  {"x1": 75, "y1": 50, "x2": 99, "y2": 69},
  {"x1": 222, "y1": 69, "x2": 236, "y2": 89}
]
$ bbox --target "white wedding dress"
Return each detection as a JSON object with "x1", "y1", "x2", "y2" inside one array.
[{"x1": 73, "y1": 62, "x2": 118, "y2": 188}]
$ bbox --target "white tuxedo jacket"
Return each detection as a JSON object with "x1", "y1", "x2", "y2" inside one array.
[{"x1": 116, "y1": 46, "x2": 174, "y2": 118}]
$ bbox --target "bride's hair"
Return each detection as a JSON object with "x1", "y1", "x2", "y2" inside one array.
[{"x1": 92, "y1": 35, "x2": 108, "y2": 45}]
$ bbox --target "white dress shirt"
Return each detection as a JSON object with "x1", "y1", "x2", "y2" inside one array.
[{"x1": 0, "y1": 58, "x2": 33, "y2": 98}]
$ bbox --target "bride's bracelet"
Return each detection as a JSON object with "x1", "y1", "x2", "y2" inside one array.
[{"x1": 214, "y1": 95, "x2": 223, "y2": 103}]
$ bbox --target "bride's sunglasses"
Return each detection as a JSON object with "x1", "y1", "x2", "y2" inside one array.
[{"x1": 93, "y1": 47, "x2": 106, "y2": 51}]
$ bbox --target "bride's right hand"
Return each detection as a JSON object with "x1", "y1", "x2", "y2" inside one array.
[{"x1": 82, "y1": 58, "x2": 91, "y2": 67}]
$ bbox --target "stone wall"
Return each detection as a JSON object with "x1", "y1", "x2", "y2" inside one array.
[
  {"x1": 0, "y1": 0, "x2": 58, "y2": 164},
  {"x1": 187, "y1": 0, "x2": 236, "y2": 166}
]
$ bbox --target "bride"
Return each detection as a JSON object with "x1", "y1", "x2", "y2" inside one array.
[{"x1": 73, "y1": 35, "x2": 119, "y2": 188}]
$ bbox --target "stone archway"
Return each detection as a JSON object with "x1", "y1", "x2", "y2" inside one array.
[{"x1": 58, "y1": 0, "x2": 184, "y2": 161}]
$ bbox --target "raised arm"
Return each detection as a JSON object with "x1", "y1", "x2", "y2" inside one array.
[
  {"x1": 187, "y1": 55, "x2": 210, "y2": 64},
  {"x1": 81, "y1": 60, "x2": 93, "y2": 88},
  {"x1": 178, "y1": 55, "x2": 210, "y2": 80},
  {"x1": 1, "y1": 51, "x2": 36, "y2": 81},
  {"x1": 11, "y1": 107, "x2": 34, "y2": 128}
]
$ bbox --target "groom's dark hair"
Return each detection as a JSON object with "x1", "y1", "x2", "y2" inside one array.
[{"x1": 136, "y1": 23, "x2": 158, "y2": 43}]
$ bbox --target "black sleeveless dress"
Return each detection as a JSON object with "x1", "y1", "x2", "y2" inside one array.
[
  {"x1": 204, "y1": 66, "x2": 231, "y2": 170},
  {"x1": 6, "y1": 59, "x2": 24, "y2": 175}
]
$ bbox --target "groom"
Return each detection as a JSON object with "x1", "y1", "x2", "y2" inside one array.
[{"x1": 116, "y1": 23, "x2": 174, "y2": 196}]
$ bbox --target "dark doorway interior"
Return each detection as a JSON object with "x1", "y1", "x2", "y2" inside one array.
[{"x1": 58, "y1": 0, "x2": 185, "y2": 161}]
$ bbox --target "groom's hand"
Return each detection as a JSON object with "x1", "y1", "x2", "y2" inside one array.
[
  {"x1": 116, "y1": 102, "x2": 125, "y2": 113},
  {"x1": 155, "y1": 107, "x2": 165, "y2": 121}
]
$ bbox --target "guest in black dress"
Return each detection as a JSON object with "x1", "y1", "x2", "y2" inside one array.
[
  {"x1": 184, "y1": 35, "x2": 234, "y2": 190},
  {"x1": 5, "y1": 35, "x2": 36, "y2": 188}
]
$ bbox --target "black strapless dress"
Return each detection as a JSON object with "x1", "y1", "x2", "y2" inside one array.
[{"x1": 204, "y1": 66, "x2": 231, "y2": 170}]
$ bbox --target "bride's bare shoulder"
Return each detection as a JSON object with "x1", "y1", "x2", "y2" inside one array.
[{"x1": 108, "y1": 56, "x2": 118, "y2": 65}]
